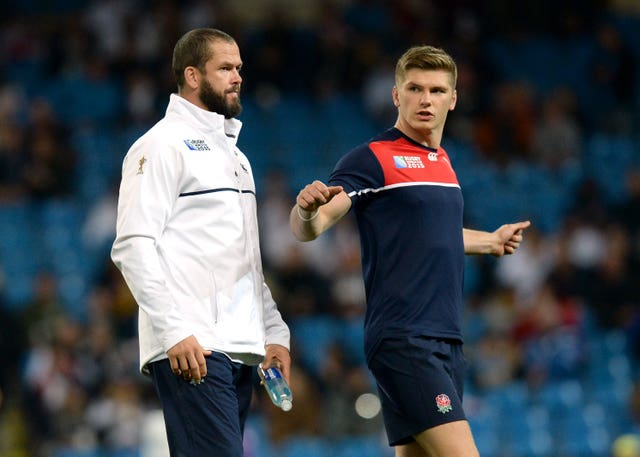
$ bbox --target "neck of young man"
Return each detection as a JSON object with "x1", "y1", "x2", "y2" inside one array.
[{"x1": 395, "y1": 121, "x2": 442, "y2": 150}]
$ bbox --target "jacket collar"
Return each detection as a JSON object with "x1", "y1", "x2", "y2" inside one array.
[{"x1": 166, "y1": 93, "x2": 242, "y2": 145}]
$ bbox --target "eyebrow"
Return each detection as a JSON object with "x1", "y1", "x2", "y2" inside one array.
[
  {"x1": 216, "y1": 59, "x2": 243, "y2": 68},
  {"x1": 405, "y1": 80, "x2": 450, "y2": 90}
]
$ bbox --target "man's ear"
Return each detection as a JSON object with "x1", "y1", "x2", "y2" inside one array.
[
  {"x1": 449, "y1": 89, "x2": 457, "y2": 111},
  {"x1": 184, "y1": 66, "x2": 200, "y2": 90},
  {"x1": 392, "y1": 86, "x2": 400, "y2": 107}
]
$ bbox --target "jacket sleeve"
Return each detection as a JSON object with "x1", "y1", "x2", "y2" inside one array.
[
  {"x1": 261, "y1": 281, "x2": 290, "y2": 350},
  {"x1": 111, "y1": 135, "x2": 192, "y2": 352}
]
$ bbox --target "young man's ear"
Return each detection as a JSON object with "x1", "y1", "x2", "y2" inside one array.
[
  {"x1": 392, "y1": 86, "x2": 400, "y2": 107},
  {"x1": 449, "y1": 89, "x2": 458, "y2": 111}
]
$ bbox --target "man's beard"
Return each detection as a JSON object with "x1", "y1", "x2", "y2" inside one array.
[{"x1": 200, "y1": 79, "x2": 242, "y2": 118}]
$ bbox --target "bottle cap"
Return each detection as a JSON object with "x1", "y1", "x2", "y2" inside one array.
[{"x1": 280, "y1": 399, "x2": 293, "y2": 412}]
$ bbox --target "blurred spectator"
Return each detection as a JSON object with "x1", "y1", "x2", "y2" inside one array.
[
  {"x1": 21, "y1": 314, "x2": 85, "y2": 455},
  {"x1": 588, "y1": 224, "x2": 639, "y2": 330},
  {"x1": 96, "y1": 261, "x2": 138, "y2": 340},
  {"x1": 258, "y1": 168, "x2": 337, "y2": 280},
  {"x1": 268, "y1": 244, "x2": 331, "y2": 319},
  {"x1": 470, "y1": 329, "x2": 522, "y2": 390},
  {"x1": 82, "y1": 0, "x2": 131, "y2": 62},
  {"x1": 81, "y1": 180, "x2": 118, "y2": 255},
  {"x1": 123, "y1": 69, "x2": 160, "y2": 126},
  {"x1": 474, "y1": 81, "x2": 535, "y2": 165},
  {"x1": 587, "y1": 22, "x2": 637, "y2": 133},
  {"x1": 500, "y1": 282, "x2": 584, "y2": 393},
  {"x1": 446, "y1": 59, "x2": 482, "y2": 144},
  {"x1": 565, "y1": 177, "x2": 610, "y2": 265},
  {"x1": 342, "y1": 0, "x2": 391, "y2": 38},
  {"x1": 182, "y1": 0, "x2": 221, "y2": 31},
  {"x1": 494, "y1": 227, "x2": 556, "y2": 307},
  {"x1": 546, "y1": 235, "x2": 590, "y2": 305},
  {"x1": 319, "y1": 342, "x2": 382, "y2": 437},
  {"x1": 565, "y1": 218, "x2": 608, "y2": 273},
  {"x1": 0, "y1": 285, "x2": 26, "y2": 404},
  {"x1": 329, "y1": 213, "x2": 365, "y2": 320},
  {"x1": 84, "y1": 377, "x2": 146, "y2": 453},
  {"x1": 243, "y1": 9, "x2": 294, "y2": 97},
  {"x1": 361, "y1": 50, "x2": 396, "y2": 128},
  {"x1": 616, "y1": 170, "x2": 640, "y2": 360},
  {"x1": 464, "y1": 286, "x2": 522, "y2": 391},
  {"x1": 531, "y1": 87, "x2": 583, "y2": 169},
  {"x1": 0, "y1": 119, "x2": 27, "y2": 201},
  {"x1": 21, "y1": 99, "x2": 76, "y2": 201},
  {"x1": 20, "y1": 271, "x2": 68, "y2": 345},
  {"x1": 258, "y1": 168, "x2": 300, "y2": 270},
  {"x1": 311, "y1": 3, "x2": 360, "y2": 98},
  {"x1": 616, "y1": 168, "x2": 640, "y2": 238}
]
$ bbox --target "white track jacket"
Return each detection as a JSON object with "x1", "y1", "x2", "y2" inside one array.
[{"x1": 111, "y1": 94, "x2": 290, "y2": 373}]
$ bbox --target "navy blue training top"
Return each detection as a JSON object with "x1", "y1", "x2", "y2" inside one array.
[{"x1": 329, "y1": 127, "x2": 465, "y2": 363}]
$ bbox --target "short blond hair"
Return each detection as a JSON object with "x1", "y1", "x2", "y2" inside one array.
[{"x1": 395, "y1": 45, "x2": 457, "y2": 88}]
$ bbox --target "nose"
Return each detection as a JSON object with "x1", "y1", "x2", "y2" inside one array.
[
  {"x1": 420, "y1": 93, "x2": 431, "y2": 106},
  {"x1": 231, "y1": 69, "x2": 242, "y2": 84}
]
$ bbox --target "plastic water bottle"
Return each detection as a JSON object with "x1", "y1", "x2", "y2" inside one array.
[{"x1": 258, "y1": 364, "x2": 293, "y2": 412}]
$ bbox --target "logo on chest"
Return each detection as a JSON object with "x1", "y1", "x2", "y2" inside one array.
[
  {"x1": 393, "y1": 155, "x2": 430, "y2": 169},
  {"x1": 184, "y1": 139, "x2": 211, "y2": 151}
]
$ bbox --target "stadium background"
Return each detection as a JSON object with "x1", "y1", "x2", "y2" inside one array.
[{"x1": 1, "y1": 0, "x2": 640, "y2": 456}]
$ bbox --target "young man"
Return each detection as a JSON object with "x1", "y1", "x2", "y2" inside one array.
[
  {"x1": 290, "y1": 45, "x2": 530, "y2": 457},
  {"x1": 111, "y1": 28, "x2": 290, "y2": 457}
]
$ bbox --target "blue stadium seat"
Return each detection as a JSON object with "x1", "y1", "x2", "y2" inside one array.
[
  {"x1": 468, "y1": 415, "x2": 500, "y2": 456},
  {"x1": 485, "y1": 380, "x2": 530, "y2": 414},
  {"x1": 279, "y1": 436, "x2": 334, "y2": 457},
  {"x1": 536, "y1": 379, "x2": 584, "y2": 421},
  {"x1": 584, "y1": 134, "x2": 636, "y2": 203},
  {"x1": 337, "y1": 317, "x2": 365, "y2": 365},
  {"x1": 43, "y1": 74, "x2": 123, "y2": 127},
  {"x1": 500, "y1": 404, "x2": 552, "y2": 453},
  {"x1": 71, "y1": 128, "x2": 121, "y2": 204},
  {"x1": 289, "y1": 316, "x2": 340, "y2": 374},
  {"x1": 0, "y1": 202, "x2": 41, "y2": 307},
  {"x1": 333, "y1": 436, "x2": 392, "y2": 457},
  {"x1": 560, "y1": 412, "x2": 611, "y2": 457}
]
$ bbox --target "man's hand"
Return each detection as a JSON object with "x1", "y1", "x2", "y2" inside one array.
[
  {"x1": 262, "y1": 344, "x2": 291, "y2": 385},
  {"x1": 296, "y1": 180, "x2": 343, "y2": 214},
  {"x1": 167, "y1": 335, "x2": 212, "y2": 383},
  {"x1": 494, "y1": 220, "x2": 531, "y2": 256}
]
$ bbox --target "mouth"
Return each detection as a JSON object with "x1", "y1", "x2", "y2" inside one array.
[{"x1": 416, "y1": 111, "x2": 433, "y2": 121}]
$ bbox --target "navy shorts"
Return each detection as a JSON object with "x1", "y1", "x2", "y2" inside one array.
[
  {"x1": 368, "y1": 336, "x2": 467, "y2": 446},
  {"x1": 149, "y1": 351, "x2": 254, "y2": 457}
]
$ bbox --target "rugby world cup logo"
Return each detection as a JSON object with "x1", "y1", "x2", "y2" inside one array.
[{"x1": 435, "y1": 394, "x2": 452, "y2": 414}]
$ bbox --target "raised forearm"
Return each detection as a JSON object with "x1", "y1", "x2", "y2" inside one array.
[
  {"x1": 463, "y1": 228, "x2": 498, "y2": 255},
  {"x1": 290, "y1": 205, "x2": 323, "y2": 241}
]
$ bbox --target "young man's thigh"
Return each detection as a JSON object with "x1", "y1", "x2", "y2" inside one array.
[{"x1": 396, "y1": 420, "x2": 479, "y2": 457}]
